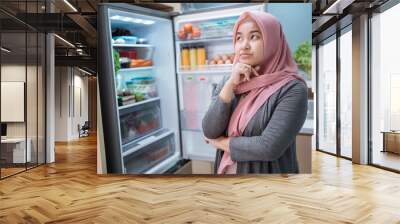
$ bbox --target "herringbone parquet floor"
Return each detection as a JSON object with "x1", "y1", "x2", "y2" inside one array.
[{"x1": 1, "y1": 134, "x2": 400, "y2": 223}]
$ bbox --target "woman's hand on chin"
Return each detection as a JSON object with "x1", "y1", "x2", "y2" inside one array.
[
  {"x1": 229, "y1": 63, "x2": 261, "y2": 86},
  {"x1": 218, "y1": 64, "x2": 261, "y2": 104},
  {"x1": 204, "y1": 136, "x2": 231, "y2": 153}
]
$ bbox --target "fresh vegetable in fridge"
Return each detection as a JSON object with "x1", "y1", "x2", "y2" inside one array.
[{"x1": 113, "y1": 48, "x2": 121, "y2": 74}]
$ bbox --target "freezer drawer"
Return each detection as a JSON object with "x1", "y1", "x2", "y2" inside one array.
[
  {"x1": 123, "y1": 130, "x2": 175, "y2": 173},
  {"x1": 119, "y1": 99, "x2": 162, "y2": 146}
]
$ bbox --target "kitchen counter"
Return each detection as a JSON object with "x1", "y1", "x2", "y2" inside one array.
[
  {"x1": 296, "y1": 128, "x2": 313, "y2": 173},
  {"x1": 299, "y1": 127, "x2": 314, "y2": 136}
]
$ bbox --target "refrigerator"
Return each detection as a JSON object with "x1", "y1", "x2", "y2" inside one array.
[{"x1": 98, "y1": 3, "x2": 267, "y2": 174}]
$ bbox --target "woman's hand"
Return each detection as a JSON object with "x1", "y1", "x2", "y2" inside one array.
[
  {"x1": 228, "y1": 63, "x2": 261, "y2": 87},
  {"x1": 219, "y1": 63, "x2": 260, "y2": 103},
  {"x1": 204, "y1": 136, "x2": 231, "y2": 153}
]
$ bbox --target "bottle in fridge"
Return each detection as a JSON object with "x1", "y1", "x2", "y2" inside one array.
[
  {"x1": 196, "y1": 45, "x2": 206, "y2": 69},
  {"x1": 181, "y1": 47, "x2": 190, "y2": 70},
  {"x1": 189, "y1": 46, "x2": 197, "y2": 70}
]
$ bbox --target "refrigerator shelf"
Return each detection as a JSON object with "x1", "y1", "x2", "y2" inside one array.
[
  {"x1": 122, "y1": 129, "x2": 173, "y2": 158},
  {"x1": 178, "y1": 68, "x2": 232, "y2": 75},
  {"x1": 118, "y1": 66, "x2": 154, "y2": 73},
  {"x1": 118, "y1": 97, "x2": 160, "y2": 112},
  {"x1": 113, "y1": 43, "x2": 154, "y2": 48},
  {"x1": 176, "y1": 36, "x2": 232, "y2": 45}
]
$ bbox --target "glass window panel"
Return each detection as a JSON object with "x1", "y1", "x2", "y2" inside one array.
[
  {"x1": 371, "y1": 4, "x2": 400, "y2": 171},
  {"x1": 340, "y1": 28, "x2": 352, "y2": 158},
  {"x1": 1, "y1": 31, "x2": 27, "y2": 177},
  {"x1": 318, "y1": 36, "x2": 337, "y2": 154},
  {"x1": 27, "y1": 31, "x2": 38, "y2": 169},
  {"x1": 38, "y1": 32, "x2": 45, "y2": 165}
]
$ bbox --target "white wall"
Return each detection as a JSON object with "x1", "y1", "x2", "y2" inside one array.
[
  {"x1": 55, "y1": 66, "x2": 69, "y2": 141},
  {"x1": 54, "y1": 67, "x2": 89, "y2": 141},
  {"x1": 71, "y1": 72, "x2": 89, "y2": 138},
  {"x1": 1, "y1": 64, "x2": 46, "y2": 164},
  {"x1": 1, "y1": 65, "x2": 26, "y2": 137},
  {"x1": 1, "y1": 65, "x2": 38, "y2": 137}
]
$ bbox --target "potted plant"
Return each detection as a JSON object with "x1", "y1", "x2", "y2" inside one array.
[{"x1": 293, "y1": 41, "x2": 311, "y2": 81}]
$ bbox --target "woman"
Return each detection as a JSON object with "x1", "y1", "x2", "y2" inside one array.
[{"x1": 202, "y1": 11, "x2": 308, "y2": 174}]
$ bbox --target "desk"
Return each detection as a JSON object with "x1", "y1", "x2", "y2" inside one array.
[
  {"x1": 1, "y1": 138, "x2": 31, "y2": 164},
  {"x1": 381, "y1": 131, "x2": 400, "y2": 154},
  {"x1": 296, "y1": 129, "x2": 313, "y2": 174}
]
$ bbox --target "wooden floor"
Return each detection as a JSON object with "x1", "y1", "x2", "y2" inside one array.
[
  {"x1": 372, "y1": 150, "x2": 400, "y2": 171},
  {"x1": 1, "y1": 167, "x2": 26, "y2": 178},
  {"x1": 1, "y1": 135, "x2": 400, "y2": 223}
]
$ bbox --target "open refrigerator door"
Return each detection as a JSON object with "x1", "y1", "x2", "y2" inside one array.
[
  {"x1": 173, "y1": 4, "x2": 266, "y2": 162},
  {"x1": 98, "y1": 4, "x2": 181, "y2": 174}
]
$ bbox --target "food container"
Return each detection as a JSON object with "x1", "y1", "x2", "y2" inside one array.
[
  {"x1": 131, "y1": 77, "x2": 158, "y2": 100},
  {"x1": 125, "y1": 81, "x2": 135, "y2": 94},
  {"x1": 113, "y1": 36, "x2": 137, "y2": 44},
  {"x1": 119, "y1": 50, "x2": 137, "y2": 59},
  {"x1": 119, "y1": 100, "x2": 162, "y2": 146},
  {"x1": 137, "y1": 38, "x2": 148, "y2": 44}
]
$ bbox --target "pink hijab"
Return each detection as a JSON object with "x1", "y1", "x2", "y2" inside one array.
[{"x1": 217, "y1": 11, "x2": 306, "y2": 174}]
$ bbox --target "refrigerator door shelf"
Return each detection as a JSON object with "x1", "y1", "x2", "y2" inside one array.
[
  {"x1": 178, "y1": 64, "x2": 232, "y2": 75},
  {"x1": 122, "y1": 128, "x2": 173, "y2": 157},
  {"x1": 123, "y1": 130, "x2": 175, "y2": 174},
  {"x1": 177, "y1": 36, "x2": 232, "y2": 45},
  {"x1": 173, "y1": 4, "x2": 265, "y2": 31}
]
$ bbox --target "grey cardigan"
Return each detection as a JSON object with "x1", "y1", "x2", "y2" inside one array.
[{"x1": 202, "y1": 75, "x2": 308, "y2": 174}]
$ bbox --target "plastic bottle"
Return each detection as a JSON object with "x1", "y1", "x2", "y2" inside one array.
[
  {"x1": 189, "y1": 46, "x2": 197, "y2": 70},
  {"x1": 196, "y1": 45, "x2": 206, "y2": 69},
  {"x1": 181, "y1": 47, "x2": 190, "y2": 70}
]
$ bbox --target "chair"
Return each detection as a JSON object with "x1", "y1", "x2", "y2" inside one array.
[{"x1": 78, "y1": 121, "x2": 90, "y2": 138}]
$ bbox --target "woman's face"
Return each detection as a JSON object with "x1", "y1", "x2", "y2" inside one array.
[{"x1": 234, "y1": 18, "x2": 264, "y2": 67}]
